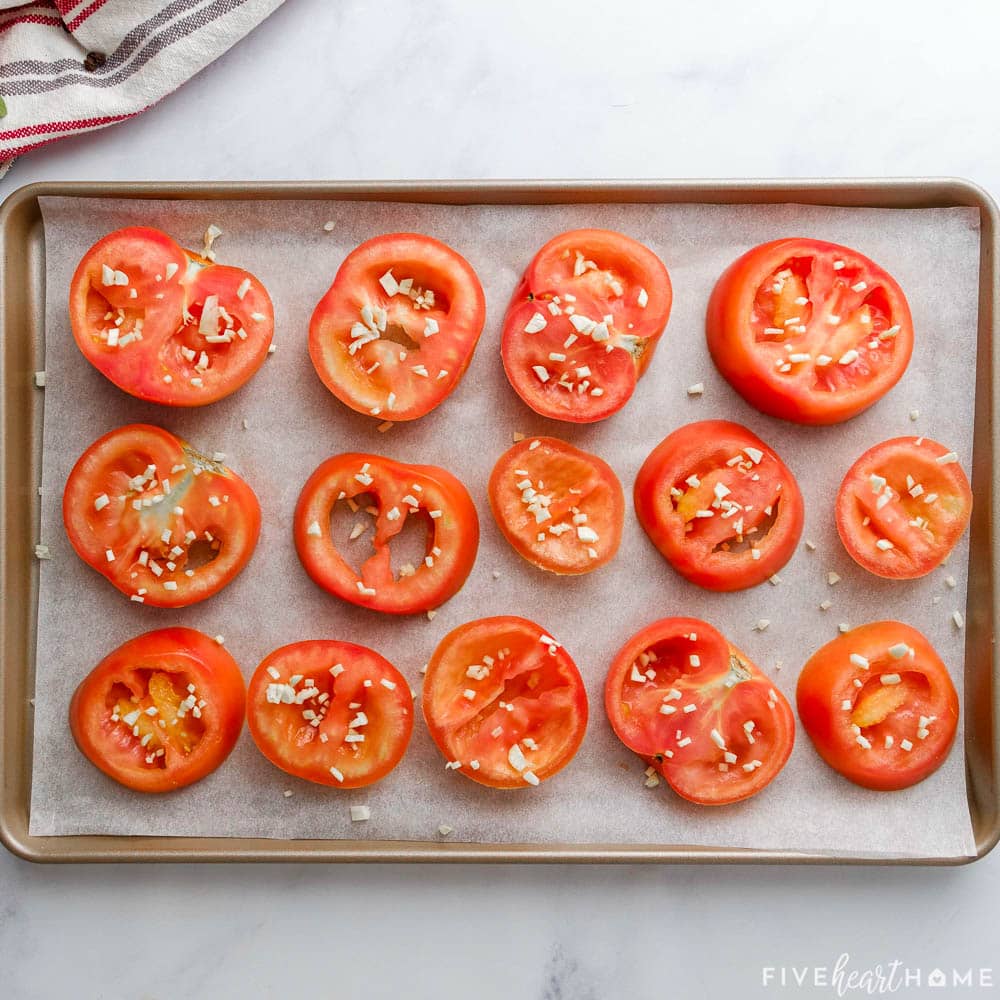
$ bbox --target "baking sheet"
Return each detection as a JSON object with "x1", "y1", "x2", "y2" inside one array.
[{"x1": 29, "y1": 195, "x2": 980, "y2": 857}]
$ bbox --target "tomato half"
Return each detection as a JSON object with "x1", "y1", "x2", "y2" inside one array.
[
  {"x1": 634, "y1": 420, "x2": 803, "y2": 591},
  {"x1": 796, "y1": 622, "x2": 959, "y2": 790},
  {"x1": 309, "y1": 233, "x2": 486, "y2": 421},
  {"x1": 835, "y1": 436, "x2": 972, "y2": 579},
  {"x1": 487, "y1": 436, "x2": 624, "y2": 575},
  {"x1": 706, "y1": 238, "x2": 914, "y2": 424},
  {"x1": 501, "y1": 229, "x2": 672, "y2": 422},
  {"x1": 69, "y1": 628, "x2": 245, "y2": 792},
  {"x1": 605, "y1": 617, "x2": 794, "y2": 805},
  {"x1": 422, "y1": 616, "x2": 588, "y2": 789},
  {"x1": 69, "y1": 226, "x2": 274, "y2": 406},
  {"x1": 246, "y1": 640, "x2": 413, "y2": 789},
  {"x1": 63, "y1": 424, "x2": 261, "y2": 607},
  {"x1": 294, "y1": 453, "x2": 479, "y2": 614}
]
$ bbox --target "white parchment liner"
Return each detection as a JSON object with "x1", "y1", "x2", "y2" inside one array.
[{"x1": 29, "y1": 196, "x2": 979, "y2": 857}]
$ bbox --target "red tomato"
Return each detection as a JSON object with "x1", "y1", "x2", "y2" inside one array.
[
  {"x1": 634, "y1": 420, "x2": 803, "y2": 591},
  {"x1": 69, "y1": 628, "x2": 245, "y2": 792},
  {"x1": 835, "y1": 436, "x2": 972, "y2": 579},
  {"x1": 246, "y1": 640, "x2": 413, "y2": 789},
  {"x1": 422, "y1": 616, "x2": 588, "y2": 789},
  {"x1": 501, "y1": 229, "x2": 672, "y2": 422},
  {"x1": 69, "y1": 226, "x2": 274, "y2": 406},
  {"x1": 706, "y1": 238, "x2": 913, "y2": 424},
  {"x1": 487, "y1": 436, "x2": 624, "y2": 575},
  {"x1": 796, "y1": 622, "x2": 959, "y2": 790},
  {"x1": 604, "y1": 617, "x2": 794, "y2": 805},
  {"x1": 309, "y1": 233, "x2": 486, "y2": 421},
  {"x1": 63, "y1": 424, "x2": 261, "y2": 607},
  {"x1": 294, "y1": 453, "x2": 479, "y2": 614}
]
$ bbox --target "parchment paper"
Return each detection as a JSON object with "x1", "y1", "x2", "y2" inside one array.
[{"x1": 30, "y1": 195, "x2": 980, "y2": 857}]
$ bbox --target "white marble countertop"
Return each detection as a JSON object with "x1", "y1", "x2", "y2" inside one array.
[{"x1": 3, "y1": 1, "x2": 1000, "y2": 996}]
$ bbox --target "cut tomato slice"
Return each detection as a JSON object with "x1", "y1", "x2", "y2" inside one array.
[
  {"x1": 69, "y1": 628, "x2": 246, "y2": 792},
  {"x1": 706, "y1": 238, "x2": 913, "y2": 424},
  {"x1": 309, "y1": 233, "x2": 486, "y2": 421},
  {"x1": 487, "y1": 435, "x2": 624, "y2": 575},
  {"x1": 246, "y1": 640, "x2": 413, "y2": 789},
  {"x1": 422, "y1": 616, "x2": 588, "y2": 789},
  {"x1": 294, "y1": 452, "x2": 479, "y2": 614},
  {"x1": 605, "y1": 617, "x2": 794, "y2": 805},
  {"x1": 62, "y1": 424, "x2": 261, "y2": 607},
  {"x1": 796, "y1": 621, "x2": 959, "y2": 790},
  {"x1": 835, "y1": 436, "x2": 972, "y2": 579},
  {"x1": 501, "y1": 229, "x2": 671, "y2": 422},
  {"x1": 69, "y1": 226, "x2": 274, "y2": 405},
  {"x1": 634, "y1": 420, "x2": 804, "y2": 591}
]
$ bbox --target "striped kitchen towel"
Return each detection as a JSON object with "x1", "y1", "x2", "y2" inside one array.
[{"x1": 0, "y1": 0, "x2": 286, "y2": 170}]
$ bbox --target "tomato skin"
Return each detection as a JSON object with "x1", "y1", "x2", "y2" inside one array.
[
  {"x1": 309, "y1": 233, "x2": 486, "y2": 421},
  {"x1": 706, "y1": 238, "x2": 913, "y2": 425},
  {"x1": 69, "y1": 226, "x2": 274, "y2": 406},
  {"x1": 62, "y1": 423, "x2": 261, "y2": 607},
  {"x1": 246, "y1": 640, "x2": 413, "y2": 789},
  {"x1": 69, "y1": 628, "x2": 245, "y2": 793},
  {"x1": 634, "y1": 420, "x2": 804, "y2": 591},
  {"x1": 501, "y1": 229, "x2": 671, "y2": 423},
  {"x1": 422, "y1": 616, "x2": 588, "y2": 789},
  {"x1": 604, "y1": 617, "x2": 794, "y2": 805},
  {"x1": 796, "y1": 622, "x2": 959, "y2": 791},
  {"x1": 835, "y1": 436, "x2": 972, "y2": 580},
  {"x1": 294, "y1": 452, "x2": 479, "y2": 615},
  {"x1": 487, "y1": 436, "x2": 624, "y2": 575}
]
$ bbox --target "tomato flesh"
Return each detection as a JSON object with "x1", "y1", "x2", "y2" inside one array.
[
  {"x1": 69, "y1": 628, "x2": 246, "y2": 792},
  {"x1": 706, "y1": 238, "x2": 913, "y2": 424},
  {"x1": 605, "y1": 617, "x2": 794, "y2": 805},
  {"x1": 246, "y1": 640, "x2": 413, "y2": 789},
  {"x1": 62, "y1": 424, "x2": 261, "y2": 607},
  {"x1": 294, "y1": 452, "x2": 479, "y2": 614},
  {"x1": 70, "y1": 226, "x2": 274, "y2": 405},
  {"x1": 634, "y1": 420, "x2": 803, "y2": 591},
  {"x1": 309, "y1": 233, "x2": 486, "y2": 421},
  {"x1": 796, "y1": 622, "x2": 959, "y2": 790},
  {"x1": 487, "y1": 436, "x2": 624, "y2": 575},
  {"x1": 422, "y1": 616, "x2": 588, "y2": 789},
  {"x1": 835, "y1": 436, "x2": 972, "y2": 579},
  {"x1": 501, "y1": 229, "x2": 671, "y2": 422}
]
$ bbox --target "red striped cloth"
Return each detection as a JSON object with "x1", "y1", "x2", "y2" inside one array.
[{"x1": 0, "y1": 0, "x2": 285, "y2": 169}]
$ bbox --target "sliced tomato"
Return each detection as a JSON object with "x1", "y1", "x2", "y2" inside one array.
[
  {"x1": 604, "y1": 617, "x2": 794, "y2": 805},
  {"x1": 796, "y1": 621, "x2": 959, "y2": 790},
  {"x1": 63, "y1": 424, "x2": 261, "y2": 607},
  {"x1": 69, "y1": 226, "x2": 274, "y2": 406},
  {"x1": 835, "y1": 436, "x2": 972, "y2": 579},
  {"x1": 422, "y1": 616, "x2": 588, "y2": 789},
  {"x1": 487, "y1": 436, "x2": 623, "y2": 575},
  {"x1": 309, "y1": 233, "x2": 486, "y2": 421},
  {"x1": 634, "y1": 420, "x2": 803, "y2": 591},
  {"x1": 246, "y1": 640, "x2": 413, "y2": 789},
  {"x1": 69, "y1": 628, "x2": 245, "y2": 792},
  {"x1": 501, "y1": 229, "x2": 671, "y2": 422},
  {"x1": 294, "y1": 452, "x2": 479, "y2": 614},
  {"x1": 706, "y1": 238, "x2": 913, "y2": 424}
]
